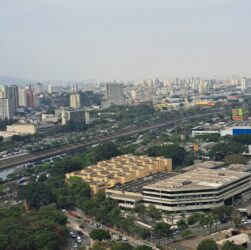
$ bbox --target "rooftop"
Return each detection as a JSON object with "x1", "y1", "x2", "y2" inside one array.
[{"x1": 144, "y1": 168, "x2": 250, "y2": 191}]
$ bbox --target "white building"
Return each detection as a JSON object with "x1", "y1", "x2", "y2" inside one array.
[
  {"x1": 143, "y1": 168, "x2": 250, "y2": 213},
  {"x1": 18, "y1": 88, "x2": 27, "y2": 107}
]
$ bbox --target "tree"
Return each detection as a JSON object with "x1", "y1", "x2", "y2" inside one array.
[
  {"x1": 213, "y1": 206, "x2": 233, "y2": 222},
  {"x1": 197, "y1": 239, "x2": 218, "y2": 250},
  {"x1": 0, "y1": 207, "x2": 68, "y2": 250},
  {"x1": 181, "y1": 229, "x2": 191, "y2": 239},
  {"x1": 224, "y1": 154, "x2": 247, "y2": 164},
  {"x1": 153, "y1": 222, "x2": 171, "y2": 238},
  {"x1": 18, "y1": 182, "x2": 56, "y2": 209},
  {"x1": 146, "y1": 205, "x2": 161, "y2": 220},
  {"x1": 111, "y1": 242, "x2": 133, "y2": 250},
  {"x1": 90, "y1": 229, "x2": 111, "y2": 241},
  {"x1": 134, "y1": 245, "x2": 152, "y2": 250},
  {"x1": 177, "y1": 219, "x2": 188, "y2": 231},
  {"x1": 147, "y1": 145, "x2": 187, "y2": 167},
  {"x1": 187, "y1": 213, "x2": 200, "y2": 226},
  {"x1": 90, "y1": 242, "x2": 106, "y2": 250},
  {"x1": 94, "y1": 142, "x2": 121, "y2": 161},
  {"x1": 209, "y1": 142, "x2": 245, "y2": 160},
  {"x1": 221, "y1": 241, "x2": 245, "y2": 250},
  {"x1": 232, "y1": 209, "x2": 242, "y2": 229}
]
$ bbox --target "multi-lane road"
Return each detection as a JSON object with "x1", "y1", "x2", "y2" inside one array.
[{"x1": 0, "y1": 108, "x2": 226, "y2": 171}]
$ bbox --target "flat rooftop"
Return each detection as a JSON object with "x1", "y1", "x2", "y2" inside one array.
[
  {"x1": 144, "y1": 168, "x2": 250, "y2": 191},
  {"x1": 182, "y1": 161, "x2": 225, "y2": 172}
]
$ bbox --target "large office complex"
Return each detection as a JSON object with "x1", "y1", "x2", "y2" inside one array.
[
  {"x1": 107, "y1": 168, "x2": 251, "y2": 213},
  {"x1": 66, "y1": 154, "x2": 172, "y2": 194},
  {"x1": 107, "y1": 82, "x2": 124, "y2": 105}
]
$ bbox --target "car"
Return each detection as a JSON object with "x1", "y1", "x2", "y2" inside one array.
[
  {"x1": 121, "y1": 236, "x2": 128, "y2": 241},
  {"x1": 77, "y1": 238, "x2": 82, "y2": 243},
  {"x1": 73, "y1": 243, "x2": 78, "y2": 248},
  {"x1": 71, "y1": 233, "x2": 77, "y2": 238},
  {"x1": 79, "y1": 224, "x2": 85, "y2": 229}
]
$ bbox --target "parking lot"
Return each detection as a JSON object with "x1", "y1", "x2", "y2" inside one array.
[{"x1": 112, "y1": 171, "x2": 173, "y2": 193}]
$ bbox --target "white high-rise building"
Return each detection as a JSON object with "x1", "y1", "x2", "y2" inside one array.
[
  {"x1": 0, "y1": 85, "x2": 13, "y2": 118},
  {"x1": 0, "y1": 98, "x2": 11, "y2": 119},
  {"x1": 18, "y1": 88, "x2": 27, "y2": 107},
  {"x1": 241, "y1": 77, "x2": 251, "y2": 92}
]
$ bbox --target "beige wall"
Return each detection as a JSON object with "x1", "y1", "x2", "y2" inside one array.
[{"x1": 6, "y1": 124, "x2": 37, "y2": 134}]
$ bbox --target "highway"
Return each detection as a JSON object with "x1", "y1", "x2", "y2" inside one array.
[{"x1": 0, "y1": 108, "x2": 226, "y2": 170}]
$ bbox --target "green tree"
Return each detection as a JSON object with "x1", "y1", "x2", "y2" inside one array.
[
  {"x1": 90, "y1": 242, "x2": 106, "y2": 250},
  {"x1": 111, "y1": 242, "x2": 133, "y2": 250},
  {"x1": 146, "y1": 205, "x2": 161, "y2": 220},
  {"x1": 209, "y1": 142, "x2": 245, "y2": 160},
  {"x1": 224, "y1": 154, "x2": 247, "y2": 164},
  {"x1": 197, "y1": 239, "x2": 218, "y2": 250},
  {"x1": 18, "y1": 182, "x2": 56, "y2": 209},
  {"x1": 177, "y1": 219, "x2": 188, "y2": 230},
  {"x1": 90, "y1": 229, "x2": 111, "y2": 241},
  {"x1": 94, "y1": 142, "x2": 121, "y2": 161},
  {"x1": 187, "y1": 213, "x2": 200, "y2": 226},
  {"x1": 181, "y1": 229, "x2": 191, "y2": 239},
  {"x1": 153, "y1": 222, "x2": 171, "y2": 238},
  {"x1": 221, "y1": 241, "x2": 245, "y2": 250},
  {"x1": 134, "y1": 245, "x2": 152, "y2": 250},
  {"x1": 147, "y1": 144, "x2": 187, "y2": 167}
]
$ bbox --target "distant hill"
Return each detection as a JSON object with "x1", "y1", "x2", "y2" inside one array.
[{"x1": 0, "y1": 76, "x2": 35, "y2": 85}]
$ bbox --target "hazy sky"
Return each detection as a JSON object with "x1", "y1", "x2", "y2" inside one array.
[{"x1": 0, "y1": 0, "x2": 250, "y2": 81}]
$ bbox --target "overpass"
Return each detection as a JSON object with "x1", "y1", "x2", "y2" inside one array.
[{"x1": 0, "y1": 108, "x2": 226, "y2": 170}]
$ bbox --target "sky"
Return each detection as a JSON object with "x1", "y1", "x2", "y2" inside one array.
[{"x1": 0, "y1": 0, "x2": 250, "y2": 81}]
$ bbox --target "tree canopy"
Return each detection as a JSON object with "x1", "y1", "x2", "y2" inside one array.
[
  {"x1": 111, "y1": 242, "x2": 133, "y2": 250},
  {"x1": 197, "y1": 239, "x2": 218, "y2": 250},
  {"x1": 90, "y1": 229, "x2": 111, "y2": 241},
  {"x1": 0, "y1": 206, "x2": 68, "y2": 250}
]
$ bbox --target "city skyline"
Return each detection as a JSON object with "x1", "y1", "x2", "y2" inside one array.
[{"x1": 0, "y1": 0, "x2": 251, "y2": 81}]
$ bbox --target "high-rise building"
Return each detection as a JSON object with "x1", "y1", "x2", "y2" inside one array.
[
  {"x1": 0, "y1": 85, "x2": 13, "y2": 118},
  {"x1": 107, "y1": 82, "x2": 124, "y2": 105},
  {"x1": 26, "y1": 88, "x2": 35, "y2": 108},
  {"x1": 18, "y1": 88, "x2": 27, "y2": 107},
  {"x1": 71, "y1": 84, "x2": 77, "y2": 93},
  {"x1": 9, "y1": 85, "x2": 19, "y2": 111},
  {"x1": 61, "y1": 109, "x2": 89, "y2": 125},
  {"x1": 33, "y1": 83, "x2": 43, "y2": 95},
  {"x1": 241, "y1": 77, "x2": 251, "y2": 92},
  {"x1": 0, "y1": 85, "x2": 9, "y2": 98},
  {"x1": 70, "y1": 93, "x2": 81, "y2": 108},
  {"x1": 0, "y1": 98, "x2": 11, "y2": 119},
  {"x1": 80, "y1": 91, "x2": 102, "y2": 107}
]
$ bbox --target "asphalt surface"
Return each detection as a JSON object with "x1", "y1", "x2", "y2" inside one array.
[{"x1": 0, "y1": 108, "x2": 226, "y2": 170}]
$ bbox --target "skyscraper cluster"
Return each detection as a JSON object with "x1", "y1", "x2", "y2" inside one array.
[{"x1": 0, "y1": 84, "x2": 37, "y2": 119}]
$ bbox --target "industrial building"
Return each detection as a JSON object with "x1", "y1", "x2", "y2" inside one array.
[
  {"x1": 106, "y1": 168, "x2": 251, "y2": 213},
  {"x1": 65, "y1": 154, "x2": 172, "y2": 194}
]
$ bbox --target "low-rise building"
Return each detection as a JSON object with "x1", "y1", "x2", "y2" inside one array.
[
  {"x1": 66, "y1": 154, "x2": 172, "y2": 194},
  {"x1": 107, "y1": 167, "x2": 251, "y2": 213}
]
